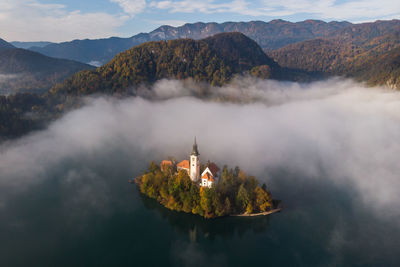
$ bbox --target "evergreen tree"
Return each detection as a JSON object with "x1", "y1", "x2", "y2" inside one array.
[{"x1": 236, "y1": 184, "x2": 250, "y2": 212}]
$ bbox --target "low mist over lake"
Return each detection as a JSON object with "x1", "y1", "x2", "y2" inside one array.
[{"x1": 1, "y1": 78, "x2": 400, "y2": 266}]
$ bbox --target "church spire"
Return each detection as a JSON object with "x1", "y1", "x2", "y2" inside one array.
[{"x1": 191, "y1": 137, "x2": 199, "y2": 156}]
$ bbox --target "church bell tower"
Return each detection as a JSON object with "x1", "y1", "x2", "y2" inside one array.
[{"x1": 190, "y1": 137, "x2": 200, "y2": 182}]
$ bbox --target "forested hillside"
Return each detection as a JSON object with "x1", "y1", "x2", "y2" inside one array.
[
  {"x1": 269, "y1": 20, "x2": 400, "y2": 88},
  {"x1": 0, "y1": 48, "x2": 94, "y2": 94},
  {"x1": 50, "y1": 32, "x2": 282, "y2": 97},
  {"x1": 0, "y1": 93, "x2": 48, "y2": 139}
]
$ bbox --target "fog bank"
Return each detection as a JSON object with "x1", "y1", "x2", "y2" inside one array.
[{"x1": 1, "y1": 77, "x2": 400, "y2": 221}]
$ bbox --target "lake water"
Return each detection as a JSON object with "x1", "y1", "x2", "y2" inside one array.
[{"x1": 1, "y1": 150, "x2": 399, "y2": 267}]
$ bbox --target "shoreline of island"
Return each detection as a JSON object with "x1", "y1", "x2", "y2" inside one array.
[
  {"x1": 230, "y1": 207, "x2": 282, "y2": 217},
  {"x1": 132, "y1": 170, "x2": 282, "y2": 219}
]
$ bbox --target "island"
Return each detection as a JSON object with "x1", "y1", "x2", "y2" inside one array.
[{"x1": 134, "y1": 138, "x2": 281, "y2": 218}]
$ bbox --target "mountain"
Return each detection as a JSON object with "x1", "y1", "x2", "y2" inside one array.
[
  {"x1": 269, "y1": 20, "x2": 400, "y2": 88},
  {"x1": 30, "y1": 37, "x2": 138, "y2": 66},
  {"x1": 0, "y1": 38, "x2": 15, "y2": 51},
  {"x1": 0, "y1": 32, "x2": 286, "y2": 138},
  {"x1": 351, "y1": 46, "x2": 400, "y2": 89},
  {"x1": 29, "y1": 19, "x2": 400, "y2": 89},
  {"x1": 30, "y1": 20, "x2": 352, "y2": 65},
  {"x1": 11, "y1": 41, "x2": 53, "y2": 49},
  {"x1": 0, "y1": 48, "x2": 94, "y2": 94},
  {"x1": 50, "y1": 32, "x2": 282, "y2": 97}
]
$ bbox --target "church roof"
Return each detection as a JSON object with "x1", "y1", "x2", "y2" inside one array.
[
  {"x1": 201, "y1": 172, "x2": 214, "y2": 182},
  {"x1": 177, "y1": 160, "x2": 189, "y2": 169},
  {"x1": 191, "y1": 137, "x2": 199, "y2": 156},
  {"x1": 207, "y1": 162, "x2": 220, "y2": 176}
]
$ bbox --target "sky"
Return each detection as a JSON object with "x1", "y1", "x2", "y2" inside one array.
[{"x1": 0, "y1": 0, "x2": 399, "y2": 42}]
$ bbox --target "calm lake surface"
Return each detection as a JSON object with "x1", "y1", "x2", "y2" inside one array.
[{"x1": 1, "y1": 151, "x2": 399, "y2": 267}]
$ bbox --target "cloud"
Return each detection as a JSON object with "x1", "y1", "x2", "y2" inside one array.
[
  {"x1": 87, "y1": 61, "x2": 103, "y2": 67},
  {"x1": 0, "y1": 74, "x2": 19, "y2": 81},
  {"x1": 1, "y1": 0, "x2": 398, "y2": 43},
  {"x1": 259, "y1": 0, "x2": 400, "y2": 21},
  {"x1": 148, "y1": 0, "x2": 400, "y2": 21},
  {"x1": 110, "y1": 0, "x2": 147, "y2": 17},
  {"x1": 1, "y1": 78, "x2": 400, "y2": 223},
  {"x1": 0, "y1": 0, "x2": 127, "y2": 42},
  {"x1": 151, "y1": 19, "x2": 187, "y2": 27},
  {"x1": 149, "y1": 0, "x2": 264, "y2": 16},
  {"x1": 0, "y1": 74, "x2": 21, "y2": 94}
]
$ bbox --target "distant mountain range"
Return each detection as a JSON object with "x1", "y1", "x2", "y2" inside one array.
[
  {"x1": 0, "y1": 46, "x2": 93, "y2": 94},
  {"x1": 29, "y1": 20, "x2": 352, "y2": 65},
  {"x1": 11, "y1": 41, "x2": 53, "y2": 49}
]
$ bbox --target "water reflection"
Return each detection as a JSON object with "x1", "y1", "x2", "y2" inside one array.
[{"x1": 139, "y1": 191, "x2": 272, "y2": 242}]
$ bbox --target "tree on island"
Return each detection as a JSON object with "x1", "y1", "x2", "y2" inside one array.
[{"x1": 136, "y1": 161, "x2": 273, "y2": 218}]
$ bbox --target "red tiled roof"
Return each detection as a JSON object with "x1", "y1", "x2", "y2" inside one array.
[
  {"x1": 207, "y1": 162, "x2": 220, "y2": 176},
  {"x1": 177, "y1": 160, "x2": 189, "y2": 169},
  {"x1": 201, "y1": 172, "x2": 214, "y2": 182}
]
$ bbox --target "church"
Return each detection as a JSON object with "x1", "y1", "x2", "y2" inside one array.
[{"x1": 163, "y1": 138, "x2": 220, "y2": 188}]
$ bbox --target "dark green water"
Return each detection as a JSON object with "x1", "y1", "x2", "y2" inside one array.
[{"x1": 1, "y1": 151, "x2": 399, "y2": 267}]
